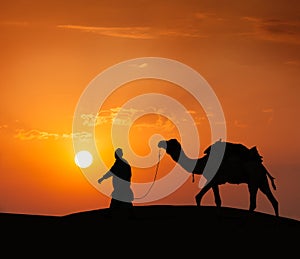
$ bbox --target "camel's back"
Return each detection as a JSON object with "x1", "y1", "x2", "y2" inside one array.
[
  {"x1": 204, "y1": 141, "x2": 262, "y2": 166},
  {"x1": 204, "y1": 140, "x2": 250, "y2": 158},
  {"x1": 204, "y1": 140, "x2": 264, "y2": 184}
]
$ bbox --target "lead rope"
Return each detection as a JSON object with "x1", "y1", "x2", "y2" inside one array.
[{"x1": 134, "y1": 149, "x2": 162, "y2": 200}]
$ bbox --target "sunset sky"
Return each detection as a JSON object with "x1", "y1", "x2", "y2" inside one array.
[{"x1": 1, "y1": 0, "x2": 300, "y2": 220}]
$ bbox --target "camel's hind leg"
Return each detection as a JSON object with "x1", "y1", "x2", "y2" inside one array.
[
  {"x1": 259, "y1": 181, "x2": 279, "y2": 217},
  {"x1": 212, "y1": 185, "x2": 221, "y2": 208},
  {"x1": 195, "y1": 183, "x2": 212, "y2": 207},
  {"x1": 212, "y1": 184, "x2": 222, "y2": 216}
]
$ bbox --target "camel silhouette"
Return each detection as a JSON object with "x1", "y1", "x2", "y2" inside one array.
[{"x1": 158, "y1": 138, "x2": 279, "y2": 217}]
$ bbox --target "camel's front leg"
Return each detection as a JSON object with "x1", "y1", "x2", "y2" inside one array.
[
  {"x1": 248, "y1": 184, "x2": 258, "y2": 213},
  {"x1": 195, "y1": 183, "x2": 212, "y2": 206},
  {"x1": 212, "y1": 185, "x2": 221, "y2": 208}
]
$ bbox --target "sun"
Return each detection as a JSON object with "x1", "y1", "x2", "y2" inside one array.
[{"x1": 74, "y1": 150, "x2": 93, "y2": 168}]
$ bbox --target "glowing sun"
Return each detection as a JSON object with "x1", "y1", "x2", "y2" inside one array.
[{"x1": 75, "y1": 150, "x2": 93, "y2": 168}]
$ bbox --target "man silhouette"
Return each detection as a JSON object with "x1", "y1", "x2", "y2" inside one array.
[{"x1": 98, "y1": 148, "x2": 134, "y2": 218}]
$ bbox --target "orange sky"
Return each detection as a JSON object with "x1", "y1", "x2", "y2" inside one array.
[{"x1": 0, "y1": 0, "x2": 300, "y2": 220}]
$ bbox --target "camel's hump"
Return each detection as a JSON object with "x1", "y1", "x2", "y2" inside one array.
[{"x1": 204, "y1": 141, "x2": 250, "y2": 155}]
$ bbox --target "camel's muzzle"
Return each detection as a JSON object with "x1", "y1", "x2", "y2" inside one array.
[{"x1": 158, "y1": 140, "x2": 167, "y2": 149}]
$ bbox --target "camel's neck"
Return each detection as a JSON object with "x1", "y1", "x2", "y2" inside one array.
[{"x1": 167, "y1": 147, "x2": 206, "y2": 174}]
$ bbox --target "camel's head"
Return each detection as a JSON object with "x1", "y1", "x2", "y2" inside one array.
[
  {"x1": 158, "y1": 140, "x2": 167, "y2": 149},
  {"x1": 158, "y1": 139, "x2": 182, "y2": 161}
]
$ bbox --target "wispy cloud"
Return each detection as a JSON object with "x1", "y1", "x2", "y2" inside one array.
[
  {"x1": 14, "y1": 129, "x2": 92, "y2": 141},
  {"x1": 158, "y1": 29, "x2": 207, "y2": 38},
  {"x1": 57, "y1": 25, "x2": 154, "y2": 39},
  {"x1": 0, "y1": 21, "x2": 29, "y2": 27},
  {"x1": 194, "y1": 12, "x2": 214, "y2": 20},
  {"x1": 242, "y1": 17, "x2": 300, "y2": 45},
  {"x1": 81, "y1": 107, "x2": 173, "y2": 128},
  {"x1": 284, "y1": 59, "x2": 300, "y2": 66},
  {"x1": 81, "y1": 107, "x2": 141, "y2": 127},
  {"x1": 15, "y1": 129, "x2": 59, "y2": 140},
  {"x1": 186, "y1": 110, "x2": 196, "y2": 114},
  {"x1": 185, "y1": 110, "x2": 207, "y2": 125},
  {"x1": 234, "y1": 120, "x2": 248, "y2": 128},
  {"x1": 12, "y1": 107, "x2": 207, "y2": 141},
  {"x1": 262, "y1": 108, "x2": 274, "y2": 124},
  {"x1": 262, "y1": 108, "x2": 273, "y2": 113},
  {"x1": 133, "y1": 115, "x2": 175, "y2": 132},
  {"x1": 57, "y1": 24, "x2": 208, "y2": 39},
  {"x1": 80, "y1": 106, "x2": 207, "y2": 129}
]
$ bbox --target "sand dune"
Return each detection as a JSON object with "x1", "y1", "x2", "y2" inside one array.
[{"x1": 1, "y1": 205, "x2": 299, "y2": 254}]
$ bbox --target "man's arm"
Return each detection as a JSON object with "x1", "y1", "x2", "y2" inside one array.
[{"x1": 98, "y1": 171, "x2": 112, "y2": 184}]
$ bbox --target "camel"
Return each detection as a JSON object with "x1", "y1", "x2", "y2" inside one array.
[{"x1": 158, "y1": 138, "x2": 279, "y2": 217}]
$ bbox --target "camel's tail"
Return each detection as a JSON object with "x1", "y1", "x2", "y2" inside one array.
[
  {"x1": 266, "y1": 170, "x2": 276, "y2": 190},
  {"x1": 250, "y1": 146, "x2": 276, "y2": 190}
]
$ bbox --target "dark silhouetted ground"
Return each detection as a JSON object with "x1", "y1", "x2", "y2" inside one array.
[{"x1": 1, "y1": 205, "x2": 299, "y2": 255}]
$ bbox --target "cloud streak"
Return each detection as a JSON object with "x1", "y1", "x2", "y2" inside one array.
[
  {"x1": 14, "y1": 129, "x2": 92, "y2": 141},
  {"x1": 57, "y1": 24, "x2": 208, "y2": 39},
  {"x1": 0, "y1": 21, "x2": 29, "y2": 27},
  {"x1": 234, "y1": 120, "x2": 248, "y2": 128},
  {"x1": 57, "y1": 25, "x2": 155, "y2": 39},
  {"x1": 81, "y1": 107, "x2": 206, "y2": 128},
  {"x1": 133, "y1": 114, "x2": 175, "y2": 132},
  {"x1": 262, "y1": 108, "x2": 274, "y2": 124},
  {"x1": 12, "y1": 106, "x2": 208, "y2": 141},
  {"x1": 242, "y1": 17, "x2": 300, "y2": 45},
  {"x1": 81, "y1": 107, "x2": 141, "y2": 127}
]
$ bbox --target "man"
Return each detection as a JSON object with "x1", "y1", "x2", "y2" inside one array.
[{"x1": 98, "y1": 148, "x2": 134, "y2": 217}]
